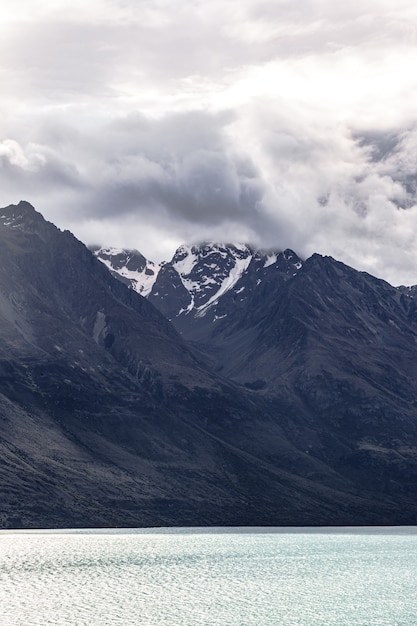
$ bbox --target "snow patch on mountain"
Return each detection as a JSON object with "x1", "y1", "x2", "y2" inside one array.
[
  {"x1": 94, "y1": 242, "x2": 305, "y2": 325},
  {"x1": 93, "y1": 247, "x2": 160, "y2": 296},
  {"x1": 177, "y1": 295, "x2": 195, "y2": 317},
  {"x1": 172, "y1": 245, "x2": 199, "y2": 276},
  {"x1": 195, "y1": 254, "x2": 252, "y2": 317},
  {"x1": 264, "y1": 253, "x2": 278, "y2": 268},
  {"x1": 169, "y1": 243, "x2": 253, "y2": 317}
]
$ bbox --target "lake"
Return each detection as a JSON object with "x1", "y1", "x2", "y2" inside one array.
[{"x1": 0, "y1": 527, "x2": 416, "y2": 625}]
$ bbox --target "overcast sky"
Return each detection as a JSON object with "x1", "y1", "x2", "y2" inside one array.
[{"x1": 1, "y1": 0, "x2": 417, "y2": 284}]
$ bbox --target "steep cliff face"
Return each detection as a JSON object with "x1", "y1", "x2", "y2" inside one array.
[{"x1": 2, "y1": 202, "x2": 417, "y2": 528}]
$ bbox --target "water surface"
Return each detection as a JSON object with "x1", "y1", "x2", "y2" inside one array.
[{"x1": 0, "y1": 526, "x2": 416, "y2": 625}]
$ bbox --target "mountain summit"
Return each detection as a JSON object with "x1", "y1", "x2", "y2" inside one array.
[
  {"x1": 95, "y1": 235, "x2": 417, "y2": 522},
  {"x1": 2, "y1": 203, "x2": 417, "y2": 528},
  {"x1": 94, "y1": 242, "x2": 304, "y2": 334}
]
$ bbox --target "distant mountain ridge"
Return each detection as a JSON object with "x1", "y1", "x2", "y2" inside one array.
[
  {"x1": 93, "y1": 243, "x2": 304, "y2": 329},
  {"x1": 2, "y1": 201, "x2": 417, "y2": 528}
]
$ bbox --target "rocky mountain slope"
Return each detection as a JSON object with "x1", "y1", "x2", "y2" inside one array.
[
  {"x1": 2, "y1": 202, "x2": 417, "y2": 528},
  {"x1": 96, "y1": 239, "x2": 417, "y2": 522}
]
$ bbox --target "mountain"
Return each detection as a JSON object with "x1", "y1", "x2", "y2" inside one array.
[
  {"x1": 2, "y1": 203, "x2": 417, "y2": 528},
  {"x1": 148, "y1": 243, "x2": 255, "y2": 322},
  {"x1": 95, "y1": 242, "x2": 303, "y2": 334},
  {"x1": 91, "y1": 246, "x2": 160, "y2": 296},
  {"x1": 98, "y1": 239, "x2": 417, "y2": 520},
  {"x1": 148, "y1": 244, "x2": 303, "y2": 339},
  {"x1": 97, "y1": 241, "x2": 306, "y2": 377}
]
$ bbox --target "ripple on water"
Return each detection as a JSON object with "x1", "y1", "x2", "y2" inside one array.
[{"x1": 0, "y1": 528, "x2": 416, "y2": 625}]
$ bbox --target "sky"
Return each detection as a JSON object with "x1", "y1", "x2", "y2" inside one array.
[{"x1": 1, "y1": 0, "x2": 417, "y2": 284}]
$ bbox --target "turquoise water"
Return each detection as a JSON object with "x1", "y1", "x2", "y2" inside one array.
[{"x1": 0, "y1": 527, "x2": 416, "y2": 625}]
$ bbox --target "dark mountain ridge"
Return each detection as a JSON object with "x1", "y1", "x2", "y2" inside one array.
[{"x1": 2, "y1": 202, "x2": 417, "y2": 528}]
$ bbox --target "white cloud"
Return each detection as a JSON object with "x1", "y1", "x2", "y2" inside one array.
[{"x1": 2, "y1": 1, "x2": 417, "y2": 283}]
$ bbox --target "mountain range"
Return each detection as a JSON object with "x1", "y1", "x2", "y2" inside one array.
[{"x1": 1, "y1": 201, "x2": 417, "y2": 528}]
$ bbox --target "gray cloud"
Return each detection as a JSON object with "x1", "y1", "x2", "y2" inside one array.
[
  {"x1": 2, "y1": 1, "x2": 417, "y2": 283},
  {"x1": 0, "y1": 109, "x2": 268, "y2": 240}
]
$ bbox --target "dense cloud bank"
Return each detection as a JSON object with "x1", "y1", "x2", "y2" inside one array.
[{"x1": 1, "y1": 0, "x2": 417, "y2": 284}]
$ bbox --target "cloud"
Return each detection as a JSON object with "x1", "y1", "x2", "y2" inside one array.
[
  {"x1": 1, "y1": 1, "x2": 417, "y2": 284},
  {"x1": 0, "y1": 109, "x2": 268, "y2": 249},
  {"x1": 224, "y1": 101, "x2": 417, "y2": 284}
]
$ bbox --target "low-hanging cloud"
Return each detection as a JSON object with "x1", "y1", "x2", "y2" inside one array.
[
  {"x1": 0, "y1": 109, "x2": 269, "y2": 245},
  {"x1": 2, "y1": 104, "x2": 417, "y2": 285},
  {"x1": 2, "y1": 1, "x2": 417, "y2": 284}
]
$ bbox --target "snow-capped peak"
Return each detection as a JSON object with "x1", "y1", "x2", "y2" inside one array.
[
  {"x1": 93, "y1": 247, "x2": 160, "y2": 297},
  {"x1": 94, "y1": 241, "x2": 304, "y2": 325},
  {"x1": 170, "y1": 243, "x2": 253, "y2": 316}
]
